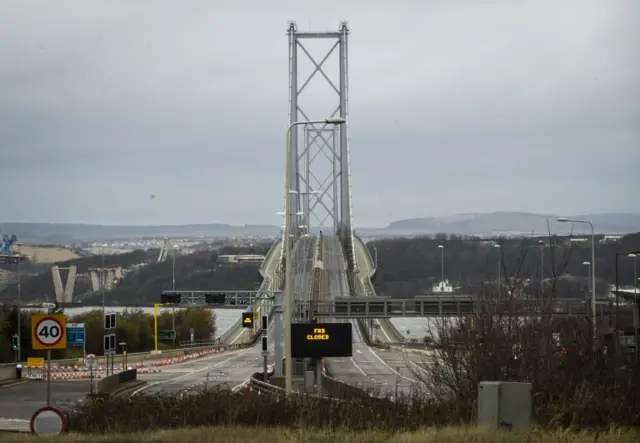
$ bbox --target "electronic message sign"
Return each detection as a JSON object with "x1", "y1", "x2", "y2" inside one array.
[{"x1": 291, "y1": 322, "x2": 352, "y2": 358}]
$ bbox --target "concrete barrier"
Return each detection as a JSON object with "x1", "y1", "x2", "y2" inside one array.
[
  {"x1": 0, "y1": 365, "x2": 16, "y2": 382},
  {"x1": 96, "y1": 368, "x2": 137, "y2": 394}
]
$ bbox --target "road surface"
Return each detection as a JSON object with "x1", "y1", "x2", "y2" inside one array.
[{"x1": 0, "y1": 380, "x2": 91, "y2": 420}]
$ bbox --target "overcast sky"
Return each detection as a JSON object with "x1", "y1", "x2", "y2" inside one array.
[{"x1": 1, "y1": 0, "x2": 638, "y2": 227}]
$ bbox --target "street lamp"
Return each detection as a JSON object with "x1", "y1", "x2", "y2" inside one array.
[
  {"x1": 372, "y1": 244, "x2": 378, "y2": 269},
  {"x1": 437, "y1": 245, "x2": 444, "y2": 285},
  {"x1": 627, "y1": 253, "x2": 637, "y2": 359},
  {"x1": 494, "y1": 244, "x2": 501, "y2": 298},
  {"x1": 15, "y1": 242, "x2": 23, "y2": 361},
  {"x1": 583, "y1": 261, "x2": 591, "y2": 291},
  {"x1": 558, "y1": 217, "x2": 596, "y2": 350},
  {"x1": 538, "y1": 240, "x2": 546, "y2": 291},
  {"x1": 284, "y1": 117, "x2": 346, "y2": 394}
]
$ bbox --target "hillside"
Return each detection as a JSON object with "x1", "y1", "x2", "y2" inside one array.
[
  {"x1": 2, "y1": 212, "x2": 639, "y2": 243},
  {"x1": 0, "y1": 243, "x2": 272, "y2": 304},
  {"x1": 385, "y1": 212, "x2": 640, "y2": 235},
  {"x1": 370, "y1": 231, "x2": 640, "y2": 299},
  {"x1": 0, "y1": 249, "x2": 159, "y2": 302}
]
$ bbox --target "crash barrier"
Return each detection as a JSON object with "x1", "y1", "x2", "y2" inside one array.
[
  {"x1": 321, "y1": 360, "x2": 372, "y2": 400},
  {"x1": 96, "y1": 368, "x2": 137, "y2": 394}
]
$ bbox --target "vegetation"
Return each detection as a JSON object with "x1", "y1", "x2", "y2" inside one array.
[
  {"x1": 369, "y1": 232, "x2": 640, "y2": 299},
  {"x1": 0, "y1": 243, "x2": 273, "y2": 304},
  {"x1": 0, "y1": 306, "x2": 215, "y2": 363},
  {"x1": 2, "y1": 427, "x2": 638, "y2": 443},
  {"x1": 104, "y1": 245, "x2": 270, "y2": 304}
]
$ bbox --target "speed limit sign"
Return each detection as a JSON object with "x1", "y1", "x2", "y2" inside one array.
[{"x1": 31, "y1": 314, "x2": 67, "y2": 350}]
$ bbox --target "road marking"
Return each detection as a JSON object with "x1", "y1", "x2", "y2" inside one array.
[
  {"x1": 349, "y1": 357, "x2": 367, "y2": 376},
  {"x1": 375, "y1": 319, "x2": 393, "y2": 342},
  {"x1": 131, "y1": 347, "x2": 253, "y2": 395},
  {"x1": 367, "y1": 348, "x2": 417, "y2": 383}
]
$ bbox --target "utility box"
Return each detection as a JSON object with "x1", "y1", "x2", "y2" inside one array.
[{"x1": 478, "y1": 381, "x2": 532, "y2": 430}]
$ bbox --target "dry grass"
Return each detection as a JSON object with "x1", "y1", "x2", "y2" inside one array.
[
  {"x1": 14, "y1": 245, "x2": 80, "y2": 264},
  {"x1": 1, "y1": 427, "x2": 638, "y2": 443}
]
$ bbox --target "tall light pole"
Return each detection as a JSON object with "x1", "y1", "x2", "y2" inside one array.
[
  {"x1": 437, "y1": 245, "x2": 444, "y2": 284},
  {"x1": 372, "y1": 244, "x2": 378, "y2": 269},
  {"x1": 16, "y1": 242, "x2": 23, "y2": 361},
  {"x1": 538, "y1": 240, "x2": 545, "y2": 291},
  {"x1": 627, "y1": 253, "x2": 637, "y2": 359},
  {"x1": 101, "y1": 243, "x2": 106, "y2": 317},
  {"x1": 583, "y1": 261, "x2": 591, "y2": 292},
  {"x1": 494, "y1": 244, "x2": 501, "y2": 298},
  {"x1": 284, "y1": 117, "x2": 346, "y2": 394},
  {"x1": 558, "y1": 217, "x2": 596, "y2": 350}
]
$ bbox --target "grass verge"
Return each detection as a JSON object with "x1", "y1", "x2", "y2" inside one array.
[{"x1": 1, "y1": 426, "x2": 638, "y2": 442}]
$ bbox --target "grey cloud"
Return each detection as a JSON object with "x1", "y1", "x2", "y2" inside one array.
[{"x1": 0, "y1": 0, "x2": 638, "y2": 227}]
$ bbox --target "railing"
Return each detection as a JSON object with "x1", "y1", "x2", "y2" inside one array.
[
  {"x1": 248, "y1": 373, "x2": 285, "y2": 395},
  {"x1": 300, "y1": 297, "x2": 615, "y2": 318}
]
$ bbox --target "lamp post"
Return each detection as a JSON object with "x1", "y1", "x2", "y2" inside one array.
[
  {"x1": 284, "y1": 117, "x2": 346, "y2": 394},
  {"x1": 494, "y1": 244, "x2": 501, "y2": 298},
  {"x1": 627, "y1": 253, "x2": 637, "y2": 359},
  {"x1": 583, "y1": 261, "x2": 591, "y2": 291},
  {"x1": 538, "y1": 240, "x2": 545, "y2": 291},
  {"x1": 558, "y1": 217, "x2": 596, "y2": 350},
  {"x1": 16, "y1": 242, "x2": 23, "y2": 361},
  {"x1": 437, "y1": 245, "x2": 444, "y2": 285},
  {"x1": 372, "y1": 244, "x2": 378, "y2": 269}
]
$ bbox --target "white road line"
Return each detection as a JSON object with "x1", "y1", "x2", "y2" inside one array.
[
  {"x1": 349, "y1": 357, "x2": 367, "y2": 376},
  {"x1": 375, "y1": 319, "x2": 393, "y2": 342},
  {"x1": 367, "y1": 348, "x2": 417, "y2": 383},
  {"x1": 131, "y1": 347, "x2": 253, "y2": 395}
]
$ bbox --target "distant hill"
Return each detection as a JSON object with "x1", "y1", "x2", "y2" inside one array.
[
  {"x1": 384, "y1": 212, "x2": 640, "y2": 236},
  {"x1": 2, "y1": 212, "x2": 638, "y2": 243},
  {"x1": 0, "y1": 222, "x2": 281, "y2": 244}
]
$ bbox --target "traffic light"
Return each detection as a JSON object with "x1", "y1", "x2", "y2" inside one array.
[
  {"x1": 104, "y1": 313, "x2": 116, "y2": 329},
  {"x1": 11, "y1": 334, "x2": 18, "y2": 351},
  {"x1": 205, "y1": 292, "x2": 226, "y2": 305},
  {"x1": 261, "y1": 315, "x2": 268, "y2": 330},
  {"x1": 161, "y1": 292, "x2": 181, "y2": 305}
]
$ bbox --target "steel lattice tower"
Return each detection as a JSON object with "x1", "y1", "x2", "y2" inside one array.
[{"x1": 285, "y1": 21, "x2": 356, "y2": 272}]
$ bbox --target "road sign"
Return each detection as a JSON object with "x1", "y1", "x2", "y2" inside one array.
[
  {"x1": 67, "y1": 323, "x2": 85, "y2": 347},
  {"x1": 31, "y1": 314, "x2": 67, "y2": 350},
  {"x1": 27, "y1": 357, "x2": 44, "y2": 368},
  {"x1": 242, "y1": 312, "x2": 254, "y2": 328},
  {"x1": 158, "y1": 330, "x2": 176, "y2": 340},
  {"x1": 84, "y1": 354, "x2": 98, "y2": 370},
  {"x1": 406, "y1": 329, "x2": 411, "y2": 335},
  {"x1": 291, "y1": 322, "x2": 352, "y2": 358},
  {"x1": 30, "y1": 407, "x2": 67, "y2": 435}
]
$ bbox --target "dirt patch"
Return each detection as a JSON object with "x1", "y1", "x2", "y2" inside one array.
[{"x1": 13, "y1": 245, "x2": 80, "y2": 264}]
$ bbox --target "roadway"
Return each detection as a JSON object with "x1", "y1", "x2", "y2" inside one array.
[
  {"x1": 353, "y1": 235, "x2": 404, "y2": 342},
  {"x1": 136, "y1": 323, "x2": 283, "y2": 395},
  {"x1": 222, "y1": 239, "x2": 283, "y2": 345},
  {"x1": 319, "y1": 236, "x2": 419, "y2": 396},
  {"x1": 0, "y1": 380, "x2": 92, "y2": 420}
]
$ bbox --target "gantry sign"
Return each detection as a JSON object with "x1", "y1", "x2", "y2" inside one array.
[
  {"x1": 159, "y1": 290, "x2": 275, "y2": 307},
  {"x1": 295, "y1": 296, "x2": 615, "y2": 319}
]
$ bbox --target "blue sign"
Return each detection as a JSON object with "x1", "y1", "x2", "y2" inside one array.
[
  {"x1": 67, "y1": 323, "x2": 85, "y2": 347},
  {"x1": 406, "y1": 329, "x2": 411, "y2": 335}
]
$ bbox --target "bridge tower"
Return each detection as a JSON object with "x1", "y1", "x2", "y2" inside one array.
[{"x1": 285, "y1": 20, "x2": 356, "y2": 273}]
